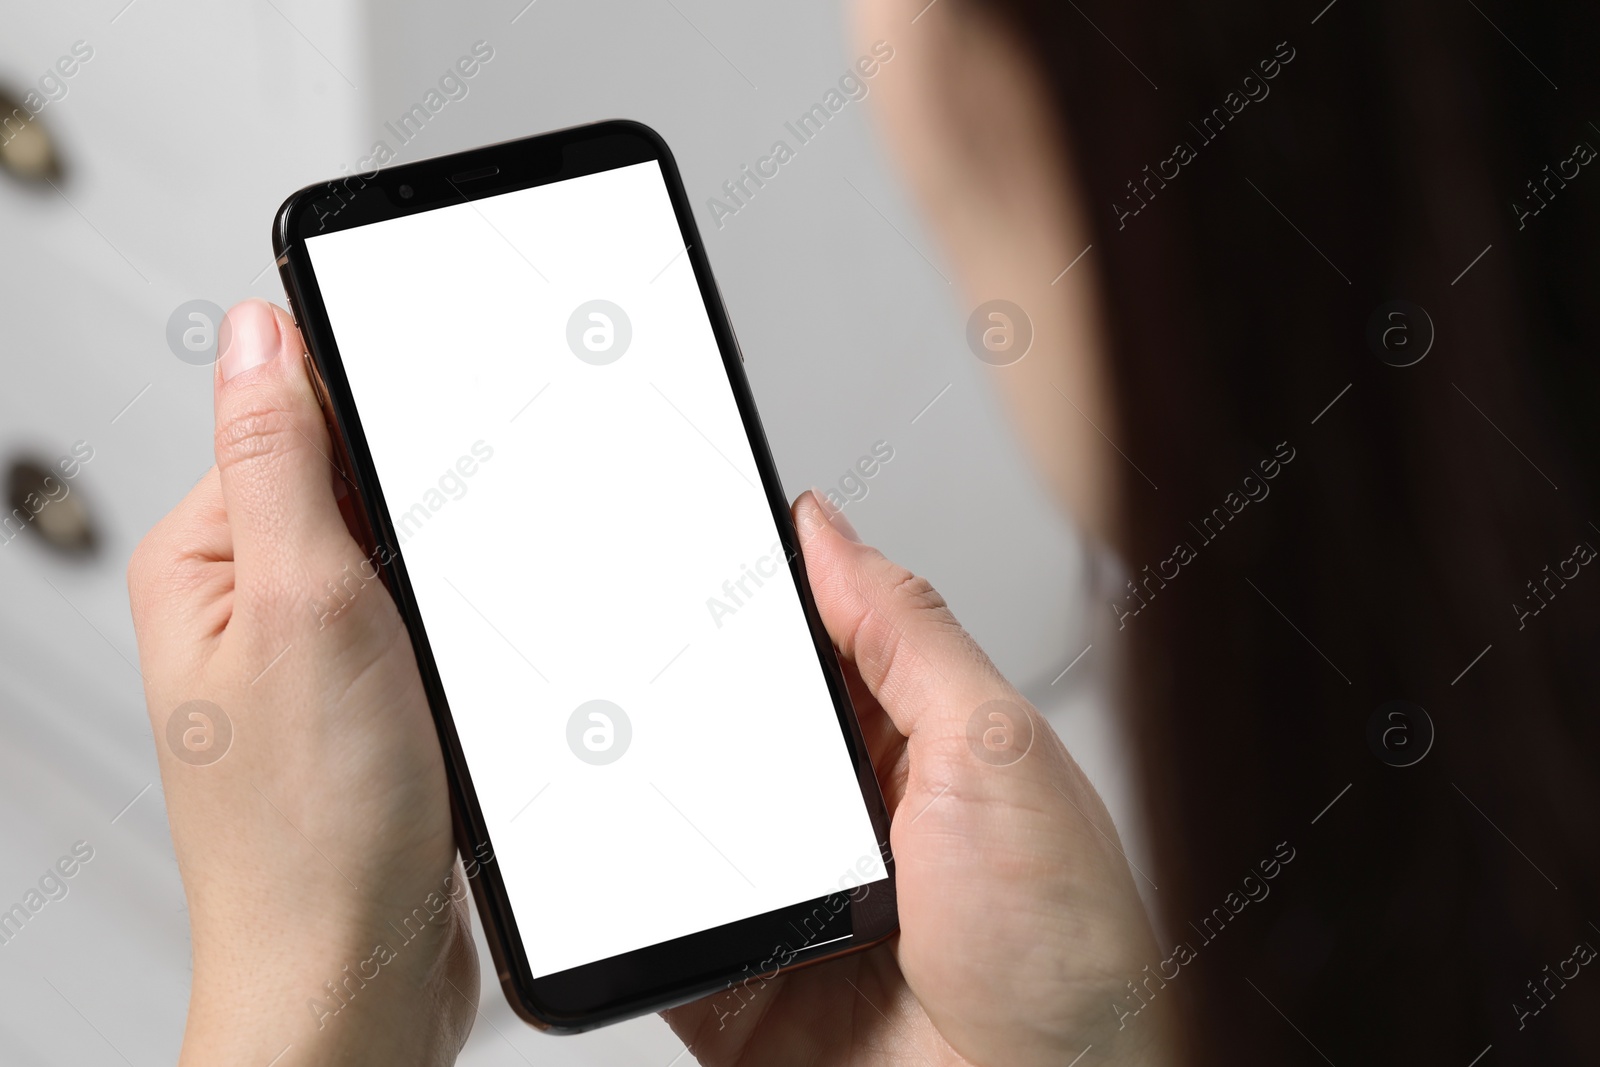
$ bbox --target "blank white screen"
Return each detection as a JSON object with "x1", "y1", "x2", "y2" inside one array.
[{"x1": 306, "y1": 161, "x2": 885, "y2": 977}]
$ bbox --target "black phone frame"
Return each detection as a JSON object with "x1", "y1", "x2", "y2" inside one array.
[{"x1": 272, "y1": 119, "x2": 897, "y2": 1033}]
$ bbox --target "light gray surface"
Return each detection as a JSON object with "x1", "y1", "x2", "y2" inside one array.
[{"x1": 0, "y1": 1, "x2": 1098, "y2": 1062}]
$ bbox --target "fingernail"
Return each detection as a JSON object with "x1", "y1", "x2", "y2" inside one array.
[
  {"x1": 220, "y1": 301, "x2": 279, "y2": 381},
  {"x1": 810, "y1": 487, "x2": 863, "y2": 543}
]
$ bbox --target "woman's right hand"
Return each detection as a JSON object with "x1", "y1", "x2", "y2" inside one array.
[{"x1": 664, "y1": 492, "x2": 1175, "y2": 1067}]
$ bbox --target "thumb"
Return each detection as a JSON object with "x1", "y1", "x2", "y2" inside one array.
[
  {"x1": 212, "y1": 299, "x2": 352, "y2": 587},
  {"x1": 793, "y1": 490, "x2": 1015, "y2": 743}
]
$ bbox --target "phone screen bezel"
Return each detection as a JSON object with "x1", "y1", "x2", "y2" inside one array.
[{"x1": 271, "y1": 120, "x2": 897, "y2": 1032}]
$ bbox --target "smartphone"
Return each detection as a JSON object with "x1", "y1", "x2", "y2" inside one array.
[{"x1": 271, "y1": 121, "x2": 896, "y2": 1032}]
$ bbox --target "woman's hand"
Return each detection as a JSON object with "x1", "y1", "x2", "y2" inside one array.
[
  {"x1": 664, "y1": 493, "x2": 1175, "y2": 1067},
  {"x1": 128, "y1": 300, "x2": 477, "y2": 1066}
]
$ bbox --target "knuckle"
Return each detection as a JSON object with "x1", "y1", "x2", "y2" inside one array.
[
  {"x1": 850, "y1": 563, "x2": 949, "y2": 686},
  {"x1": 214, "y1": 396, "x2": 310, "y2": 476},
  {"x1": 849, "y1": 556, "x2": 994, "y2": 697},
  {"x1": 881, "y1": 563, "x2": 965, "y2": 642},
  {"x1": 886, "y1": 567, "x2": 949, "y2": 617}
]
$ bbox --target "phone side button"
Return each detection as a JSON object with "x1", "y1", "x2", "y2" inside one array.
[
  {"x1": 303, "y1": 352, "x2": 331, "y2": 414},
  {"x1": 279, "y1": 269, "x2": 303, "y2": 328}
]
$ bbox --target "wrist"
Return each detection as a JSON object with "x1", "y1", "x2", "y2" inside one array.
[
  {"x1": 181, "y1": 901, "x2": 477, "y2": 1066},
  {"x1": 1061, "y1": 962, "x2": 1185, "y2": 1067}
]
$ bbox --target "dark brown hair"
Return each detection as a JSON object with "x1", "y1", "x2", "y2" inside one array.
[{"x1": 982, "y1": 0, "x2": 1600, "y2": 1061}]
